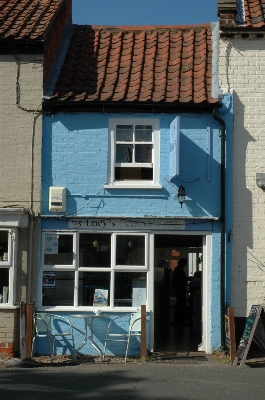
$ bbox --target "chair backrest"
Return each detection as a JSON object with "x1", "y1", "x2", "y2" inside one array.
[
  {"x1": 35, "y1": 313, "x2": 52, "y2": 336},
  {"x1": 129, "y1": 312, "x2": 141, "y2": 332}
]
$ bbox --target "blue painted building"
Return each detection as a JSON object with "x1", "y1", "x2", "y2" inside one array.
[{"x1": 37, "y1": 23, "x2": 233, "y2": 357}]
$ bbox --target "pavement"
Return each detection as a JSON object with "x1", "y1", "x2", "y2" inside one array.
[{"x1": 1, "y1": 355, "x2": 265, "y2": 400}]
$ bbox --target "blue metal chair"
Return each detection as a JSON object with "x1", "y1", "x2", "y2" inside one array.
[{"x1": 103, "y1": 312, "x2": 141, "y2": 363}]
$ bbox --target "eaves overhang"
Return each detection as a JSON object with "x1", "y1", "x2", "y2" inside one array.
[
  {"x1": 43, "y1": 100, "x2": 221, "y2": 115},
  {"x1": 0, "y1": 38, "x2": 44, "y2": 54},
  {"x1": 220, "y1": 26, "x2": 265, "y2": 35},
  {"x1": 41, "y1": 214, "x2": 220, "y2": 220}
]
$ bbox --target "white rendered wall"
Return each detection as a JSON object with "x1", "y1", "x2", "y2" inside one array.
[{"x1": 219, "y1": 35, "x2": 265, "y2": 317}]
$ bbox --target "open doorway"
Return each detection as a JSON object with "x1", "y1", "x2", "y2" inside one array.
[{"x1": 154, "y1": 234, "x2": 203, "y2": 353}]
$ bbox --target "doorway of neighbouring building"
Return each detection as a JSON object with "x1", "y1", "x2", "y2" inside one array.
[{"x1": 154, "y1": 234, "x2": 203, "y2": 353}]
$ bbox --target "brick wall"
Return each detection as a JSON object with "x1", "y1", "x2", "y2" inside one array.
[
  {"x1": 0, "y1": 309, "x2": 20, "y2": 357},
  {"x1": 0, "y1": 54, "x2": 42, "y2": 213},
  {"x1": 219, "y1": 35, "x2": 265, "y2": 317}
]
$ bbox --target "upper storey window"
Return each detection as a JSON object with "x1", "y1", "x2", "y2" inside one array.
[{"x1": 105, "y1": 118, "x2": 161, "y2": 189}]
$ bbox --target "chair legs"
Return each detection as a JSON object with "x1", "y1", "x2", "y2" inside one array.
[{"x1": 125, "y1": 333, "x2": 132, "y2": 363}]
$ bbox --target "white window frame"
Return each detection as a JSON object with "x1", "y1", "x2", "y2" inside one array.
[
  {"x1": 39, "y1": 230, "x2": 150, "y2": 311},
  {"x1": 104, "y1": 118, "x2": 162, "y2": 189},
  {"x1": 0, "y1": 228, "x2": 17, "y2": 307}
]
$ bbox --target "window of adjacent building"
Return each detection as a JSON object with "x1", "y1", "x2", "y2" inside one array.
[
  {"x1": 41, "y1": 231, "x2": 148, "y2": 309},
  {"x1": 105, "y1": 118, "x2": 161, "y2": 188},
  {"x1": 0, "y1": 229, "x2": 15, "y2": 305}
]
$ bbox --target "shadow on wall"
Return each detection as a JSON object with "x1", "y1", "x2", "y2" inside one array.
[
  {"x1": 232, "y1": 90, "x2": 255, "y2": 331},
  {"x1": 171, "y1": 123, "x2": 221, "y2": 217}
]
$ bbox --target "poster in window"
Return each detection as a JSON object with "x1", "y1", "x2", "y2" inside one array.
[
  {"x1": 43, "y1": 271, "x2": 55, "y2": 288},
  {"x1": 45, "y1": 235, "x2": 58, "y2": 254},
  {"x1": 93, "y1": 289, "x2": 108, "y2": 307},
  {"x1": 132, "y1": 279, "x2": 146, "y2": 307}
]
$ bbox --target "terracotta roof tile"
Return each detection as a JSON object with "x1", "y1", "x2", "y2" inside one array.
[
  {"x1": 219, "y1": 0, "x2": 265, "y2": 28},
  {"x1": 0, "y1": 0, "x2": 66, "y2": 40},
  {"x1": 243, "y1": 0, "x2": 265, "y2": 27},
  {"x1": 51, "y1": 24, "x2": 219, "y2": 105}
]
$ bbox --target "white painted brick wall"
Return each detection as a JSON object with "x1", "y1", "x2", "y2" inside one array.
[
  {"x1": 0, "y1": 54, "x2": 42, "y2": 213},
  {"x1": 220, "y1": 36, "x2": 265, "y2": 317}
]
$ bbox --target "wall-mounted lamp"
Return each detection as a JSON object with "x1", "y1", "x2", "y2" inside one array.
[{"x1": 177, "y1": 185, "x2": 186, "y2": 208}]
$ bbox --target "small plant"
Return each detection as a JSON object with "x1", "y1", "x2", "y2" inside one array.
[{"x1": 212, "y1": 349, "x2": 230, "y2": 364}]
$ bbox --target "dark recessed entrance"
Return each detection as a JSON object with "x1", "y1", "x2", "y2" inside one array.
[{"x1": 154, "y1": 234, "x2": 203, "y2": 353}]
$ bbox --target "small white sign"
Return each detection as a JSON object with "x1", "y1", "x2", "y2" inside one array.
[
  {"x1": 45, "y1": 234, "x2": 58, "y2": 254},
  {"x1": 132, "y1": 279, "x2": 146, "y2": 307}
]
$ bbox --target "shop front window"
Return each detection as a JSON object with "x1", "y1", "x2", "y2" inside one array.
[
  {"x1": 42, "y1": 271, "x2": 75, "y2": 306},
  {"x1": 116, "y1": 235, "x2": 145, "y2": 266},
  {"x1": 0, "y1": 230, "x2": 12, "y2": 304},
  {"x1": 79, "y1": 233, "x2": 111, "y2": 267},
  {"x1": 78, "y1": 272, "x2": 110, "y2": 306},
  {"x1": 114, "y1": 272, "x2": 147, "y2": 307},
  {"x1": 41, "y1": 231, "x2": 148, "y2": 309},
  {"x1": 44, "y1": 234, "x2": 73, "y2": 265}
]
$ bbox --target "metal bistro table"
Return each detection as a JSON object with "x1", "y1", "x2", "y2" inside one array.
[{"x1": 72, "y1": 313, "x2": 108, "y2": 361}]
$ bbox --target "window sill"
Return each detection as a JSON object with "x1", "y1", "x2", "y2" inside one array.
[
  {"x1": 0, "y1": 304, "x2": 20, "y2": 309},
  {"x1": 104, "y1": 184, "x2": 162, "y2": 190},
  {"x1": 37, "y1": 306, "x2": 151, "y2": 313}
]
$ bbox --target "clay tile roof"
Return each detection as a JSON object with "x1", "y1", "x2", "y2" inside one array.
[
  {"x1": 51, "y1": 24, "x2": 219, "y2": 105},
  {"x1": 244, "y1": 0, "x2": 265, "y2": 27},
  {"x1": 218, "y1": 0, "x2": 265, "y2": 28},
  {"x1": 0, "y1": 0, "x2": 66, "y2": 40}
]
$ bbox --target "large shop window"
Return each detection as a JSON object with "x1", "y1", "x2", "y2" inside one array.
[
  {"x1": 105, "y1": 118, "x2": 161, "y2": 188},
  {"x1": 41, "y1": 232, "x2": 148, "y2": 309},
  {"x1": 0, "y1": 229, "x2": 15, "y2": 305}
]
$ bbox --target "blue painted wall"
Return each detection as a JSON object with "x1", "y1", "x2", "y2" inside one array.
[
  {"x1": 42, "y1": 112, "x2": 222, "y2": 218},
  {"x1": 40, "y1": 101, "x2": 233, "y2": 354},
  {"x1": 35, "y1": 312, "x2": 150, "y2": 358}
]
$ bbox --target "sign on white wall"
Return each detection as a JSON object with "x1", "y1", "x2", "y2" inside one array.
[{"x1": 170, "y1": 116, "x2": 180, "y2": 179}]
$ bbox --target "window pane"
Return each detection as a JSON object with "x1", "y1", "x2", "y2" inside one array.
[
  {"x1": 78, "y1": 272, "x2": 110, "y2": 306},
  {"x1": 115, "y1": 167, "x2": 153, "y2": 181},
  {"x1": 135, "y1": 144, "x2": 152, "y2": 163},
  {"x1": 114, "y1": 272, "x2": 146, "y2": 307},
  {"x1": 135, "y1": 125, "x2": 152, "y2": 142},
  {"x1": 116, "y1": 235, "x2": 145, "y2": 266},
  {"x1": 116, "y1": 125, "x2": 133, "y2": 142},
  {"x1": 79, "y1": 233, "x2": 111, "y2": 267},
  {"x1": 116, "y1": 144, "x2": 133, "y2": 163},
  {"x1": 44, "y1": 234, "x2": 73, "y2": 265},
  {"x1": 0, "y1": 231, "x2": 9, "y2": 262},
  {"x1": 42, "y1": 271, "x2": 74, "y2": 306},
  {"x1": 0, "y1": 268, "x2": 9, "y2": 303}
]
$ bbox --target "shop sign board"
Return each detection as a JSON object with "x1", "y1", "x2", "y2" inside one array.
[{"x1": 68, "y1": 218, "x2": 185, "y2": 230}]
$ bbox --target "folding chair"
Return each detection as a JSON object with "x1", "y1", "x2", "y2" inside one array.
[
  {"x1": 103, "y1": 312, "x2": 142, "y2": 363},
  {"x1": 31, "y1": 312, "x2": 76, "y2": 362}
]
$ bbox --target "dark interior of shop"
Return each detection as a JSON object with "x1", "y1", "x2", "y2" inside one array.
[{"x1": 154, "y1": 234, "x2": 203, "y2": 353}]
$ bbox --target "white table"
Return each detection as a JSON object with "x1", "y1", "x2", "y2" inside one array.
[{"x1": 72, "y1": 313, "x2": 108, "y2": 361}]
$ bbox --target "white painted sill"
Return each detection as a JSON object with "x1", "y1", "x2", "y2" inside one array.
[
  {"x1": 104, "y1": 184, "x2": 162, "y2": 189},
  {"x1": 0, "y1": 304, "x2": 20, "y2": 309}
]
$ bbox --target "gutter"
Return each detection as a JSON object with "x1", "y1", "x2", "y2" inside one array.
[{"x1": 213, "y1": 107, "x2": 226, "y2": 349}]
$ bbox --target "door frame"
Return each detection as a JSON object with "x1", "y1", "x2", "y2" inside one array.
[{"x1": 149, "y1": 231, "x2": 212, "y2": 353}]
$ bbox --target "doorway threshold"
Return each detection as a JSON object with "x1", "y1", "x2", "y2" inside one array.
[{"x1": 148, "y1": 351, "x2": 208, "y2": 364}]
